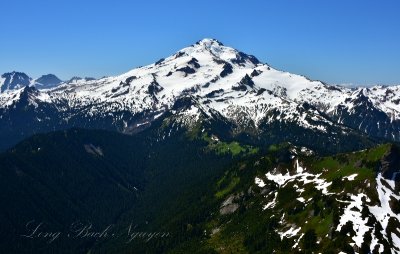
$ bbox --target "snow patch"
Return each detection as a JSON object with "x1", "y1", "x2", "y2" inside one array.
[
  {"x1": 343, "y1": 173, "x2": 358, "y2": 181},
  {"x1": 265, "y1": 160, "x2": 332, "y2": 195},
  {"x1": 255, "y1": 177, "x2": 266, "y2": 188},
  {"x1": 279, "y1": 226, "x2": 301, "y2": 240}
]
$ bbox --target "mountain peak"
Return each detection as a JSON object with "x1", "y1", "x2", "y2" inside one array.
[
  {"x1": 0, "y1": 71, "x2": 32, "y2": 93},
  {"x1": 1, "y1": 71, "x2": 30, "y2": 79},
  {"x1": 35, "y1": 74, "x2": 62, "y2": 89},
  {"x1": 195, "y1": 38, "x2": 224, "y2": 47},
  {"x1": 177, "y1": 38, "x2": 261, "y2": 67}
]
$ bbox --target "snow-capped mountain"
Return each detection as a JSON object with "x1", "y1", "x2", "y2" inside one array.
[{"x1": 0, "y1": 39, "x2": 398, "y2": 150}]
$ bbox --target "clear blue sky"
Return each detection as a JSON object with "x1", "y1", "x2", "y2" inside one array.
[{"x1": 1, "y1": 0, "x2": 399, "y2": 86}]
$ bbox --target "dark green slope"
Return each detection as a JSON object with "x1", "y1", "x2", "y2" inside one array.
[
  {"x1": 0, "y1": 129, "x2": 147, "y2": 253},
  {"x1": 0, "y1": 127, "x2": 250, "y2": 253}
]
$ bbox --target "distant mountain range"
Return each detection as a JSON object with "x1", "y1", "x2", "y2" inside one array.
[{"x1": 0, "y1": 72, "x2": 97, "y2": 92}]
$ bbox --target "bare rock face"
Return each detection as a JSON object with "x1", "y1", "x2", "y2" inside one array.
[
  {"x1": 219, "y1": 193, "x2": 243, "y2": 215},
  {"x1": 84, "y1": 144, "x2": 104, "y2": 156},
  {"x1": 220, "y1": 203, "x2": 239, "y2": 215},
  {"x1": 380, "y1": 145, "x2": 400, "y2": 183}
]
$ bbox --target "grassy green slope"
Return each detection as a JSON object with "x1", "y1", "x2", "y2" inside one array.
[{"x1": 168, "y1": 143, "x2": 399, "y2": 254}]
